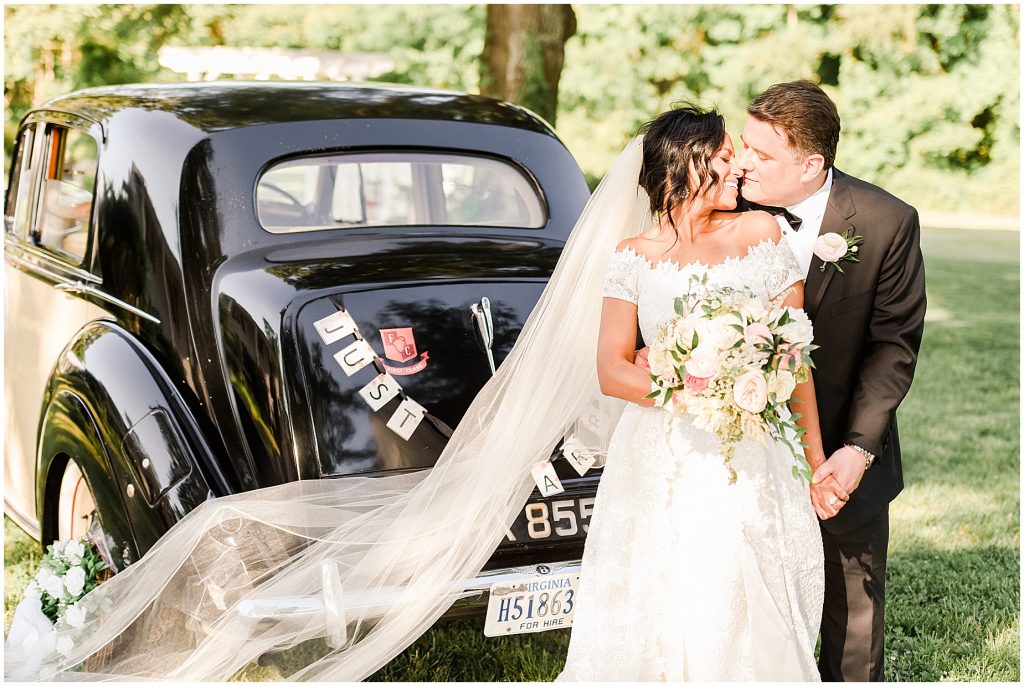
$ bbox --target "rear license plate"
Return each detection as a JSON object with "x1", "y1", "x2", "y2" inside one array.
[
  {"x1": 483, "y1": 572, "x2": 580, "y2": 636},
  {"x1": 506, "y1": 495, "x2": 595, "y2": 542}
]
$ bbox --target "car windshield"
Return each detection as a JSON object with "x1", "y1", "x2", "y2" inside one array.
[{"x1": 256, "y1": 152, "x2": 547, "y2": 232}]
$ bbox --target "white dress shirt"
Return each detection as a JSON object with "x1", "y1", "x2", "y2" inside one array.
[{"x1": 777, "y1": 168, "x2": 833, "y2": 277}]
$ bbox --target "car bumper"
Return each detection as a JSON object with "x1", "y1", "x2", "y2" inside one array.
[{"x1": 235, "y1": 558, "x2": 582, "y2": 638}]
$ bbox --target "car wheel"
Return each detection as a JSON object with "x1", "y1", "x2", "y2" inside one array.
[{"x1": 57, "y1": 460, "x2": 97, "y2": 540}]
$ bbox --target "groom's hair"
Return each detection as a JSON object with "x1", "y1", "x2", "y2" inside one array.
[
  {"x1": 638, "y1": 103, "x2": 726, "y2": 232},
  {"x1": 748, "y1": 81, "x2": 840, "y2": 169}
]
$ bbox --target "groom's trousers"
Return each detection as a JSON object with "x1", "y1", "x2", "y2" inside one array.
[{"x1": 817, "y1": 507, "x2": 889, "y2": 682}]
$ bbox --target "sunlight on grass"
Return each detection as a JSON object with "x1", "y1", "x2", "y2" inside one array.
[
  {"x1": 891, "y1": 483, "x2": 1018, "y2": 551},
  {"x1": 923, "y1": 305, "x2": 953, "y2": 322},
  {"x1": 4, "y1": 517, "x2": 37, "y2": 631}
]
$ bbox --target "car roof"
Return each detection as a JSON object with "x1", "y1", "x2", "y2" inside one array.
[{"x1": 35, "y1": 81, "x2": 553, "y2": 135}]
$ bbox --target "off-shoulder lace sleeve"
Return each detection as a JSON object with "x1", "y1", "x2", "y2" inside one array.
[
  {"x1": 603, "y1": 248, "x2": 644, "y2": 304},
  {"x1": 760, "y1": 239, "x2": 805, "y2": 300}
]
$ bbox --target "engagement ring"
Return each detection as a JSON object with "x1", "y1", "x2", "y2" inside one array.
[{"x1": 827, "y1": 496, "x2": 838, "y2": 506}]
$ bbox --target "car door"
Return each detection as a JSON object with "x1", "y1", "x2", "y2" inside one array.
[{"x1": 4, "y1": 113, "x2": 106, "y2": 535}]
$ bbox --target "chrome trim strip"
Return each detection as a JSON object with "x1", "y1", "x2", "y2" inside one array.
[
  {"x1": 235, "y1": 560, "x2": 582, "y2": 620},
  {"x1": 6, "y1": 239, "x2": 161, "y2": 325},
  {"x1": 5, "y1": 236, "x2": 101, "y2": 284},
  {"x1": 25, "y1": 108, "x2": 107, "y2": 142},
  {"x1": 54, "y1": 282, "x2": 161, "y2": 325},
  {"x1": 5, "y1": 249, "x2": 78, "y2": 285}
]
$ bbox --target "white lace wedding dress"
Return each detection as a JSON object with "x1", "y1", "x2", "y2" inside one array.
[{"x1": 558, "y1": 238, "x2": 824, "y2": 682}]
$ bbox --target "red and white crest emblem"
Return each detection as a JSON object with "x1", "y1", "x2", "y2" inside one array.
[{"x1": 380, "y1": 327, "x2": 418, "y2": 363}]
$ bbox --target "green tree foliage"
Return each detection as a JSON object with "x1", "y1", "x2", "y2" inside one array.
[
  {"x1": 4, "y1": 4, "x2": 189, "y2": 147},
  {"x1": 557, "y1": 4, "x2": 1019, "y2": 213},
  {"x1": 4, "y1": 4, "x2": 1019, "y2": 214}
]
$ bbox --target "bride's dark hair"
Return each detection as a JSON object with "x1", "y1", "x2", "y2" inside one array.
[{"x1": 638, "y1": 103, "x2": 726, "y2": 229}]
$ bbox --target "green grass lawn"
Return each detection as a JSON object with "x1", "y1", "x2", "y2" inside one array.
[{"x1": 5, "y1": 228, "x2": 1019, "y2": 681}]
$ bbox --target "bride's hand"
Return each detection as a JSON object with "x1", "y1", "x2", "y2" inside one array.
[
  {"x1": 809, "y1": 475, "x2": 849, "y2": 520},
  {"x1": 633, "y1": 347, "x2": 650, "y2": 371}
]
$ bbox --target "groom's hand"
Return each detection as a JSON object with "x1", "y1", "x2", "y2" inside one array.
[
  {"x1": 812, "y1": 446, "x2": 867, "y2": 495},
  {"x1": 633, "y1": 346, "x2": 650, "y2": 371}
]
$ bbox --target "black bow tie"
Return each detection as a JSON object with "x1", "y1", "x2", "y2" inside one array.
[{"x1": 748, "y1": 202, "x2": 804, "y2": 232}]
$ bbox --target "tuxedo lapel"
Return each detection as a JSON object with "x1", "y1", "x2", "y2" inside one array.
[{"x1": 805, "y1": 170, "x2": 857, "y2": 318}]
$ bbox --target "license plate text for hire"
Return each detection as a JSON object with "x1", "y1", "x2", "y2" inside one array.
[{"x1": 483, "y1": 572, "x2": 580, "y2": 636}]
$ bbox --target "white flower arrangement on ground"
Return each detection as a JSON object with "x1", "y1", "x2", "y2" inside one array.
[
  {"x1": 5, "y1": 536, "x2": 109, "y2": 671},
  {"x1": 646, "y1": 273, "x2": 818, "y2": 483}
]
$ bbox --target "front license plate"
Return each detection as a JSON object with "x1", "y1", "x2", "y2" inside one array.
[{"x1": 483, "y1": 572, "x2": 580, "y2": 636}]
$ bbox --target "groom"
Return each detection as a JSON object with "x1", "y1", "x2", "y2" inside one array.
[{"x1": 737, "y1": 81, "x2": 927, "y2": 680}]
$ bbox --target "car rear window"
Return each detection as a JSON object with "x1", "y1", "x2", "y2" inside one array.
[{"x1": 256, "y1": 152, "x2": 547, "y2": 232}]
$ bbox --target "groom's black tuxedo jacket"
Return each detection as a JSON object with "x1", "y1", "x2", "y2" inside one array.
[{"x1": 753, "y1": 169, "x2": 927, "y2": 535}]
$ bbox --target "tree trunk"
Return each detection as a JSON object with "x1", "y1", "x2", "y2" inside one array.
[{"x1": 479, "y1": 4, "x2": 576, "y2": 126}]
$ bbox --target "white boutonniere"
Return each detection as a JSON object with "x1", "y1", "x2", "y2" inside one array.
[{"x1": 814, "y1": 229, "x2": 864, "y2": 273}]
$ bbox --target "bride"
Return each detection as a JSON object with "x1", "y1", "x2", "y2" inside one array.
[
  {"x1": 559, "y1": 105, "x2": 842, "y2": 681},
  {"x1": 6, "y1": 105, "x2": 846, "y2": 682}
]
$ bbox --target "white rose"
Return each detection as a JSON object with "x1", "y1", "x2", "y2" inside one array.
[
  {"x1": 37, "y1": 569, "x2": 66, "y2": 600},
  {"x1": 694, "y1": 316, "x2": 739, "y2": 351},
  {"x1": 743, "y1": 322, "x2": 773, "y2": 346},
  {"x1": 64, "y1": 602, "x2": 87, "y2": 629},
  {"x1": 62, "y1": 566, "x2": 86, "y2": 598},
  {"x1": 669, "y1": 317, "x2": 697, "y2": 350},
  {"x1": 711, "y1": 316, "x2": 743, "y2": 348},
  {"x1": 778, "y1": 308, "x2": 814, "y2": 345},
  {"x1": 648, "y1": 347, "x2": 680, "y2": 384},
  {"x1": 733, "y1": 371, "x2": 768, "y2": 413},
  {"x1": 768, "y1": 370, "x2": 797, "y2": 402},
  {"x1": 739, "y1": 297, "x2": 766, "y2": 321},
  {"x1": 62, "y1": 539, "x2": 85, "y2": 565},
  {"x1": 685, "y1": 345, "x2": 721, "y2": 379},
  {"x1": 814, "y1": 232, "x2": 848, "y2": 263}
]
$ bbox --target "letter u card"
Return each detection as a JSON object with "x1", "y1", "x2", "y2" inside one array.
[
  {"x1": 334, "y1": 339, "x2": 375, "y2": 376},
  {"x1": 358, "y1": 373, "x2": 401, "y2": 412}
]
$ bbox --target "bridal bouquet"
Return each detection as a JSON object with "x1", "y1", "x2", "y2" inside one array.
[
  {"x1": 6, "y1": 537, "x2": 109, "y2": 667},
  {"x1": 645, "y1": 273, "x2": 817, "y2": 483}
]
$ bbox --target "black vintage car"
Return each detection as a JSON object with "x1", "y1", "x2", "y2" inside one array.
[{"x1": 3, "y1": 82, "x2": 597, "y2": 625}]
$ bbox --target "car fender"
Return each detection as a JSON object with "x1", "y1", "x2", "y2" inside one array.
[{"x1": 37, "y1": 321, "x2": 220, "y2": 564}]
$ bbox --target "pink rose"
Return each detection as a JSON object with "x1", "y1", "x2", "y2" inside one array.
[
  {"x1": 733, "y1": 371, "x2": 768, "y2": 413},
  {"x1": 776, "y1": 343, "x2": 803, "y2": 371},
  {"x1": 685, "y1": 373, "x2": 708, "y2": 391},
  {"x1": 744, "y1": 322, "x2": 772, "y2": 346}
]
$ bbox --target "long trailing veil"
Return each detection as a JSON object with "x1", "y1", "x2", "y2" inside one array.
[{"x1": 5, "y1": 137, "x2": 652, "y2": 681}]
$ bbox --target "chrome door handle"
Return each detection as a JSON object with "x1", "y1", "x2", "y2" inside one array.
[{"x1": 470, "y1": 297, "x2": 496, "y2": 375}]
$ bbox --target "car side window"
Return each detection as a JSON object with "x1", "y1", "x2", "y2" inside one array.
[
  {"x1": 5, "y1": 123, "x2": 41, "y2": 241},
  {"x1": 34, "y1": 124, "x2": 98, "y2": 263}
]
